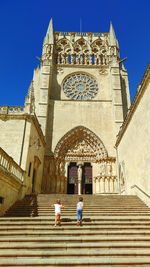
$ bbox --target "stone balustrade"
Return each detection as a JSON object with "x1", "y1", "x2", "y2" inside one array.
[
  {"x1": 94, "y1": 175, "x2": 117, "y2": 194},
  {"x1": 56, "y1": 54, "x2": 109, "y2": 66},
  {"x1": 0, "y1": 147, "x2": 24, "y2": 182},
  {"x1": 0, "y1": 106, "x2": 25, "y2": 114}
]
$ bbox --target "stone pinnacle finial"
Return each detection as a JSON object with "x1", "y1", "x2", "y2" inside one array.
[
  {"x1": 109, "y1": 22, "x2": 118, "y2": 47},
  {"x1": 44, "y1": 18, "x2": 54, "y2": 45}
]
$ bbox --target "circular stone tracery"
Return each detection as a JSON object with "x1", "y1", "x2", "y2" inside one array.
[{"x1": 63, "y1": 73, "x2": 98, "y2": 100}]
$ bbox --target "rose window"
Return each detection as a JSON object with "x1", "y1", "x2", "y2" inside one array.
[{"x1": 63, "y1": 73, "x2": 98, "y2": 100}]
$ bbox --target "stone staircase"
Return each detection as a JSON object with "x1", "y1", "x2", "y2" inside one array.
[{"x1": 1, "y1": 194, "x2": 150, "y2": 266}]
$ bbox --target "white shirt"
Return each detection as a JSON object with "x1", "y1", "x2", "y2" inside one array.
[
  {"x1": 77, "y1": 201, "x2": 83, "y2": 210},
  {"x1": 54, "y1": 203, "x2": 62, "y2": 215}
]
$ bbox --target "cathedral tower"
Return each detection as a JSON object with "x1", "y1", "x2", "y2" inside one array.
[{"x1": 25, "y1": 20, "x2": 130, "y2": 194}]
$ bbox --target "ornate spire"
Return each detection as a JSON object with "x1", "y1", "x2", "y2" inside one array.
[
  {"x1": 44, "y1": 18, "x2": 54, "y2": 45},
  {"x1": 109, "y1": 22, "x2": 118, "y2": 47}
]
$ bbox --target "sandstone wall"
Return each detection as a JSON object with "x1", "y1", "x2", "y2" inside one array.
[
  {"x1": 0, "y1": 115, "x2": 45, "y2": 197},
  {"x1": 50, "y1": 101, "x2": 116, "y2": 156},
  {"x1": 0, "y1": 119, "x2": 25, "y2": 165},
  {"x1": 0, "y1": 171, "x2": 23, "y2": 215},
  {"x1": 25, "y1": 120, "x2": 45, "y2": 194},
  {"x1": 117, "y1": 68, "x2": 150, "y2": 205}
]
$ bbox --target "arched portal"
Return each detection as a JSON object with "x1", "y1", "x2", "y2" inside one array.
[
  {"x1": 54, "y1": 125, "x2": 108, "y2": 161},
  {"x1": 53, "y1": 126, "x2": 117, "y2": 194},
  {"x1": 42, "y1": 126, "x2": 117, "y2": 194}
]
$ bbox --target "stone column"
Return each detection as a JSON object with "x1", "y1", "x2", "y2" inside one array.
[
  {"x1": 93, "y1": 177, "x2": 96, "y2": 194},
  {"x1": 65, "y1": 162, "x2": 69, "y2": 194},
  {"x1": 77, "y1": 163, "x2": 83, "y2": 195}
]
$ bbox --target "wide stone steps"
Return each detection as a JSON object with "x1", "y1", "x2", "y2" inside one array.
[
  {"x1": 1, "y1": 194, "x2": 150, "y2": 266},
  {"x1": 5, "y1": 194, "x2": 149, "y2": 218}
]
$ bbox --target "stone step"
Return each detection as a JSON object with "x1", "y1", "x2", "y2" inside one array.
[
  {"x1": 36, "y1": 203, "x2": 147, "y2": 207},
  {"x1": 10, "y1": 202, "x2": 149, "y2": 209},
  {"x1": 7, "y1": 207, "x2": 150, "y2": 211},
  {"x1": 1, "y1": 216, "x2": 150, "y2": 221},
  {"x1": 6, "y1": 214, "x2": 150, "y2": 218},
  {"x1": 1, "y1": 248, "x2": 150, "y2": 257},
  {"x1": 1, "y1": 225, "x2": 150, "y2": 230},
  {"x1": 5, "y1": 213, "x2": 150, "y2": 217},
  {"x1": 0, "y1": 241, "x2": 150, "y2": 249},
  {"x1": 37, "y1": 195, "x2": 144, "y2": 200},
  {"x1": 7, "y1": 207, "x2": 149, "y2": 210},
  {"x1": 7, "y1": 196, "x2": 148, "y2": 203},
  {"x1": 13, "y1": 199, "x2": 146, "y2": 203},
  {"x1": 1, "y1": 229, "x2": 150, "y2": 236},
  {"x1": 1, "y1": 235, "x2": 150, "y2": 242},
  {"x1": 1, "y1": 231, "x2": 150, "y2": 238},
  {"x1": 10, "y1": 200, "x2": 147, "y2": 203},
  {"x1": 1, "y1": 222, "x2": 150, "y2": 229},
  {"x1": 0, "y1": 256, "x2": 150, "y2": 266},
  {"x1": 6, "y1": 210, "x2": 149, "y2": 215},
  {"x1": 6, "y1": 209, "x2": 150, "y2": 212}
]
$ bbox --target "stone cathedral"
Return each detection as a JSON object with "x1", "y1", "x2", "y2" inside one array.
[
  {"x1": 24, "y1": 19, "x2": 130, "y2": 195},
  {"x1": 0, "y1": 18, "x2": 150, "y2": 213}
]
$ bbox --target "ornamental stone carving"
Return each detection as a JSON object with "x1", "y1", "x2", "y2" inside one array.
[
  {"x1": 54, "y1": 126, "x2": 108, "y2": 162},
  {"x1": 55, "y1": 33, "x2": 116, "y2": 66},
  {"x1": 99, "y1": 66, "x2": 108, "y2": 75},
  {"x1": 63, "y1": 73, "x2": 98, "y2": 100},
  {"x1": 57, "y1": 67, "x2": 64, "y2": 75}
]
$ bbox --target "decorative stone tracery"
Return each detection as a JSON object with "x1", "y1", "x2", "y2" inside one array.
[
  {"x1": 56, "y1": 38, "x2": 72, "y2": 64},
  {"x1": 63, "y1": 73, "x2": 98, "y2": 100},
  {"x1": 54, "y1": 126, "x2": 108, "y2": 163},
  {"x1": 55, "y1": 33, "x2": 117, "y2": 66}
]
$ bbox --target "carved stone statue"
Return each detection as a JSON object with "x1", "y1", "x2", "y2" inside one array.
[
  {"x1": 99, "y1": 162, "x2": 106, "y2": 176},
  {"x1": 107, "y1": 163, "x2": 112, "y2": 176},
  {"x1": 78, "y1": 165, "x2": 82, "y2": 181}
]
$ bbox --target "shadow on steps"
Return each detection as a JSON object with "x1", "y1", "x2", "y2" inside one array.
[{"x1": 4, "y1": 194, "x2": 39, "y2": 217}]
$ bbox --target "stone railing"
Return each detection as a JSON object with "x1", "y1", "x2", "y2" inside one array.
[
  {"x1": 0, "y1": 147, "x2": 24, "y2": 182},
  {"x1": 0, "y1": 106, "x2": 25, "y2": 115},
  {"x1": 130, "y1": 184, "x2": 150, "y2": 207},
  {"x1": 94, "y1": 175, "x2": 118, "y2": 194},
  {"x1": 56, "y1": 54, "x2": 110, "y2": 66}
]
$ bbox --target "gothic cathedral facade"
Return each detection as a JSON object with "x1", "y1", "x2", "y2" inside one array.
[{"x1": 25, "y1": 19, "x2": 130, "y2": 195}]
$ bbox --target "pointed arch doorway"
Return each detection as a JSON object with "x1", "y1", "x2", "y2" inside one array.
[{"x1": 54, "y1": 126, "x2": 109, "y2": 195}]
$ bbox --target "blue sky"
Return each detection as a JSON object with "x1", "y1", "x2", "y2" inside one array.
[{"x1": 0, "y1": 0, "x2": 149, "y2": 105}]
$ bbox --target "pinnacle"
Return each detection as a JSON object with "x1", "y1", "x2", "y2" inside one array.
[
  {"x1": 44, "y1": 18, "x2": 54, "y2": 44},
  {"x1": 109, "y1": 22, "x2": 118, "y2": 47}
]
